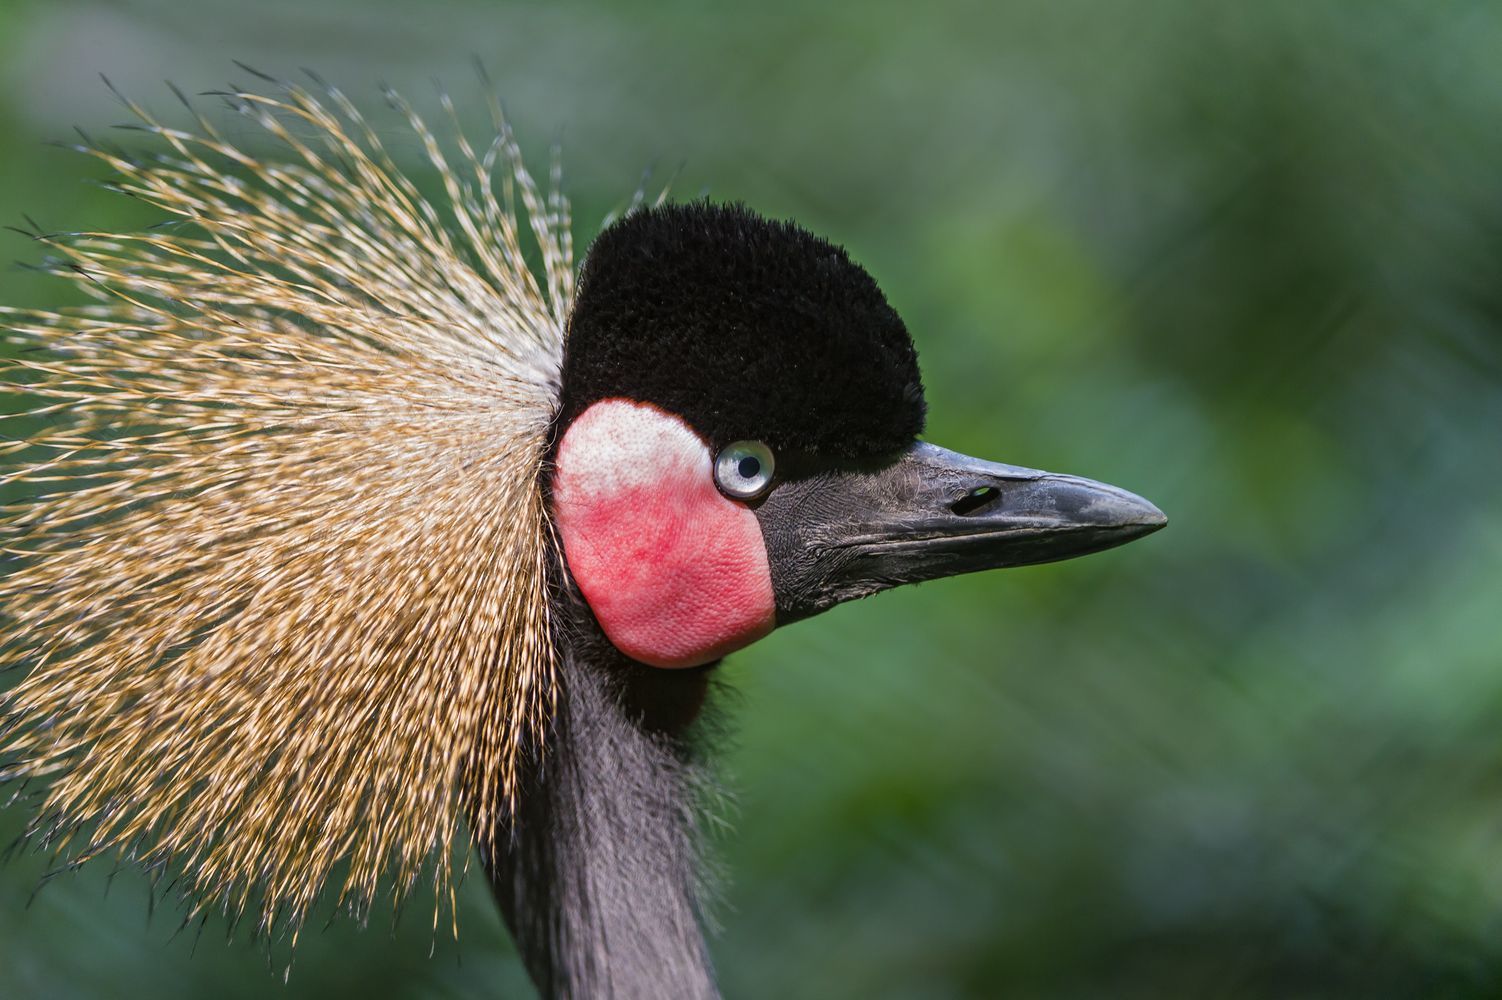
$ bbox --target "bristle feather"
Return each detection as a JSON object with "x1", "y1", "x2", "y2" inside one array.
[{"x1": 0, "y1": 80, "x2": 567, "y2": 936}]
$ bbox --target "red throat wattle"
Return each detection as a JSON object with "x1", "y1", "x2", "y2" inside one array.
[{"x1": 552, "y1": 399, "x2": 776, "y2": 668}]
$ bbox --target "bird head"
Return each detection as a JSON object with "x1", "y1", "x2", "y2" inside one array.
[
  {"x1": 549, "y1": 203, "x2": 1164, "y2": 670},
  {"x1": 0, "y1": 82, "x2": 1166, "y2": 993}
]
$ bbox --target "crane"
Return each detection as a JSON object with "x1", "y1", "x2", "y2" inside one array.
[{"x1": 0, "y1": 77, "x2": 1163, "y2": 999}]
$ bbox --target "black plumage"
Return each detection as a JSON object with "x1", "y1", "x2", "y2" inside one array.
[{"x1": 558, "y1": 202, "x2": 927, "y2": 456}]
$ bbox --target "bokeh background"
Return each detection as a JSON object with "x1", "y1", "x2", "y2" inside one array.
[{"x1": 4, "y1": 1, "x2": 1502, "y2": 997}]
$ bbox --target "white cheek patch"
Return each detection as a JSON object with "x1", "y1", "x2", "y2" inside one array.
[
  {"x1": 562, "y1": 398, "x2": 706, "y2": 491},
  {"x1": 552, "y1": 399, "x2": 776, "y2": 668}
]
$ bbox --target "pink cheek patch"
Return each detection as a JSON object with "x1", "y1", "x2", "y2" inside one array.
[{"x1": 552, "y1": 399, "x2": 776, "y2": 669}]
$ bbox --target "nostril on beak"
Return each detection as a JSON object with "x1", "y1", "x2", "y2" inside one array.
[{"x1": 949, "y1": 485, "x2": 1000, "y2": 517}]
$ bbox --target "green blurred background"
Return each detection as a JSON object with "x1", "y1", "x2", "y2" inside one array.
[{"x1": 4, "y1": 0, "x2": 1502, "y2": 997}]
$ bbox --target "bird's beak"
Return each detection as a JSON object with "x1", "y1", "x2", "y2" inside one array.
[{"x1": 756, "y1": 442, "x2": 1167, "y2": 623}]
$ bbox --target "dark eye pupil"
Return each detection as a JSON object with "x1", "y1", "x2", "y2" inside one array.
[{"x1": 737, "y1": 456, "x2": 761, "y2": 479}]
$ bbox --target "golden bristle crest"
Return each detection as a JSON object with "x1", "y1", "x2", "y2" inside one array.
[{"x1": 0, "y1": 75, "x2": 569, "y2": 937}]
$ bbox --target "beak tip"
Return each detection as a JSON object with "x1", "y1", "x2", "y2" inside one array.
[{"x1": 1119, "y1": 494, "x2": 1167, "y2": 537}]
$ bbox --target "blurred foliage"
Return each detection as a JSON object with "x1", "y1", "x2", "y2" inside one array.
[{"x1": 3, "y1": 0, "x2": 1502, "y2": 997}]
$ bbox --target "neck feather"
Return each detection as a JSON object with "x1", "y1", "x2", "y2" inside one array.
[{"x1": 484, "y1": 602, "x2": 720, "y2": 1000}]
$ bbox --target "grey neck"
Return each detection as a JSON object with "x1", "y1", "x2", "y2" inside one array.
[{"x1": 484, "y1": 625, "x2": 720, "y2": 1000}]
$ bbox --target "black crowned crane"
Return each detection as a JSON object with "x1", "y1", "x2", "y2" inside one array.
[{"x1": 0, "y1": 80, "x2": 1164, "y2": 999}]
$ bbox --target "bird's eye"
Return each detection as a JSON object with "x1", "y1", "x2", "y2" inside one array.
[{"x1": 714, "y1": 440, "x2": 776, "y2": 500}]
